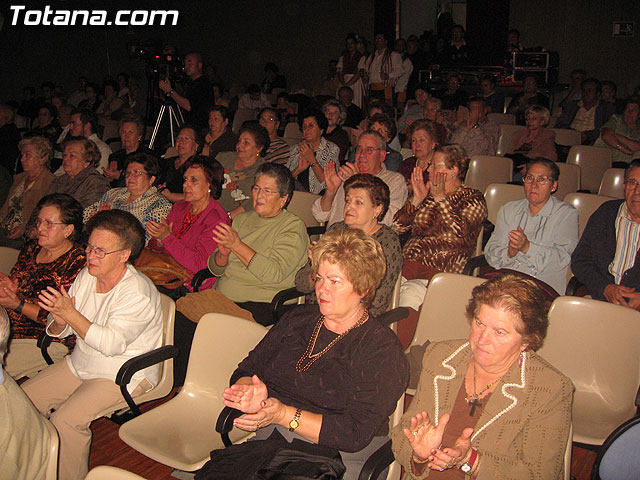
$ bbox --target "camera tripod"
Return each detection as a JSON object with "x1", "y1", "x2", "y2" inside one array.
[{"x1": 148, "y1": 98, "x2": 184, "y2": 150}]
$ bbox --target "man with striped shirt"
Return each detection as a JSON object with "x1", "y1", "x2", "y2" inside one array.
[{"x1": 572, "y1": 159, "x2": 640, "y2": 309}]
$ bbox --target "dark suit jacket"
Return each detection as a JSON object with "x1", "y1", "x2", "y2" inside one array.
[
  {"x1": 555, "y1": 100, "x2": 616, "y2": 145},
  {"x1": 571, "y1": 199, "x2": 640, "y2": 300}
]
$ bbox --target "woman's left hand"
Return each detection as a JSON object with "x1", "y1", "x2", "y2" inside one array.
[
  {"x1": 223, "y1": 374, "x2": 269, "y2": 414},
  {"x1": 233, "y1": 397, "x2": 287, "y2": 432},
  {"x1": 37, "y1": 286, "x2": 76, "y2": 325},
  {"x1": 0, "y1": 282, "x2": 21, "y2": 310},
  {"x1": 212, "y1": 223, "x2": 241, "y2": 252},
  {"x1": 429, "y1": 428, "x2": 474, "y2": 471},
  {"x1": 146, "y1": 219, "x2": 172, "y2": 241},
  {"x1": 430, "y1": 171, "x2": 447, "y2": 201}
]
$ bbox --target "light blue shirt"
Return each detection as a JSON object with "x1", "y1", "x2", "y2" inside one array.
[{"x1": 485, "y1": 195, "x2": 579, "y2": 294}]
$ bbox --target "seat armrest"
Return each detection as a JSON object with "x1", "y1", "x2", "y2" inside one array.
[
  {"x1": 306, "y1": 225, "x2": 326, "y2": 237},
  {"x1": 216, "y1": 406, "x2": 244, "y2": 447},
  {"x1": 37, "y1": 332, "x2": 54, "y2": 365},
  {"x1": 463, "y1": 254, "x2": 488, "y2": 276},
  {"x1": 271, "y1": 287, "x2": 305, "y2": 323},
  {"x1": 376, "y1": 307, "x2": 409, "y2": 327},
  {"x1": 114, "y1": 345, "x2": 179, "y2": 416},
  {"x1": 357, "y1": 439, "x2": 394, "y2": 480},
  {"x1": 191, "y1": 268, "x2": 214, "y2": 292}
]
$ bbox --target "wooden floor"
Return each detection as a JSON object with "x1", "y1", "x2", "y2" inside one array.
[{"x1": 88, "y1": 392, "x2": 599, "y2": 479}]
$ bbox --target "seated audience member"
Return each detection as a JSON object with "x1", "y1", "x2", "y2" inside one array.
[
  {"x1": 558, "y1": 68, "x2": 587, "y2": 109},
  {"x1": 212, "y1": 83, "x2": 229, "y2": 108},
  {"x1": 238, "y1": 84, "x2": 271, "y2": 111},
  {"x1": 275, "y1": 92, "x2": 295, "y2": 133},
  {"x1": 571, "y1": 160, "x2": 640, "y2": 309},
  {"x1": 158, "y1": 52, "x2": 213, "y2": 130},
  {"x1": 63, "y1": 109, "x2": 112, "y2": 173},
  {"x1": 393, "y1": 144, "x2": 487, "y2": 347},
  {"x1": 202, "y1": 105, "x2": 238, "y2": 158},
  {"x1": 216, "y1": 123, "x2": 269, "y2": 218},
  {"x1": 103, "y1": 114, "x2": 152, "y2": 187},
  {"x1": 421, "y1": 97, "x2": 447, "y2": 145},
  {"x1": 368, "y1": 113, "x2": 403, "y2": 171},
  {"x1": 261, "y1": 62, "x2": 287, "y2": 93},
  {"x1": 287, "y1": 110, "x2": 340, "y2": 194},
  {"x1": 480, "y1": 74, "x2": 505, "y2": 113},
  {"x1": 322, "y1": 99, "x2": 351, "y2": 165},
  {"x1": 214, "y1": 227, "x2": 407, "y2": 480},
  {"x1": 398, "y1": 82, "x2": 430, "y2": 135},
  {"x1": 443, "y1": 24, "x2": 469, "y2": 64},
  {"x1": 437, "y1": 72, "x2": 468, "y2": 112},
  {"x1": 68, "y1": 76, "x2": 88, "y2": 107},
  {"x1": 555, "y1": 78, "x2": 616, "y2": 145},
  {"x1": 297, "y1": 174, "x2": 402, "y2": 316},
  {"x1": 258, "y1": 108, "x2": 291, "y2": 165},
  {"x1": 507, "y1": 105, "x2": 557, "y2": 177},
  {"x1": 594, "y1": 97, "x2": 640, "y2": 165},
  {"x1": 147, "y1": 156, "x2": 229, "y2": 293},
  {"x1": 601, "y1": 80, "x2": 626, "y2": 114},
  {"x1": 312, "y1": 131, "x2": 407, "y2": 227},
  {"x1": 159, "y1": 125, "x2": 202, "y2": 203},
  {"x1": 485, "y1": 159, "x2": 579, "y2": 294},
  {"x1": 399, "y1": 119, "x2": 440, "y2": 190},
  {"x1": 1, "y1": 194, "x2": 85, "y2": 379},
  {"x1": 337, "y1": 34, "x2": 364, "y2": 108},
  {"x1": 55, "y1": 104, "x2": 74, "y2": 146},
  {"x1": 0, "y1": 306, "x2": 56, "y2": 479},
  {"x1": 366, "y1": 33, "x2": 403, "y2": 105},
  {"x1": 0, "y1": 104, "x2": 21, "y2": 174},
  {"x1": 96, "y1": 79, "x2": 124, "y2": 122},
  {"x1": 392, "y1": 273, "x2": 572, "y2": 479},
  {"x1": 448, "y1": 97, "x2": 500, "y2": 156},
  {"x1": 507, "y1": 74, "x2": 550, "y2": 125},
  {"x1": 84, "y1": 153, "x2": 172, "y2": 244},
  {"x1": 338, "y1": 86, "x2": 364, "y2": 128},
  {"x1": 22, "y1": 209, "x2": 163, "y2": 480},
  {"x1": 44, "y1": 137, "x2": 110, "y2": 209},
  {"x1": 0, "y1": 136, "x2": 54, "y2": 248},
  {"x1": 78, "y1": 83, "x2": 100, "y2": 112},
  {"x1": 32, "y1": 104, "x2": 61, "y2": 145}
]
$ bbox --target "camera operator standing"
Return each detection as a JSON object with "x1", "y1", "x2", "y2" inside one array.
[{"x1": 159, "y1": 52, "x2": 213, "y2": 131}]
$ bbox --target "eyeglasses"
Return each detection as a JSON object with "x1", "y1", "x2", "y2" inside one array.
[
  {"x1": 85, "y1": 244, "x2": 125, "y2": 259},
  {"x1": 625, "y1": 179, "x2": 640, "y2": 188},
  {"x1": 36, "y1": 219, "x2": 66, "y2": 228},
  {"x1": 125, "y1": 170, "x2": 148, "y2": 178},
  {"x1": 355, "y1": 146, "x2": 382, "y2": 155},
  {"x1": 251, "y1": 185, "x2": 280, "y2": 196},
  {"x1": 523, "y1": 174, "x2": 553, "y2": 185}
]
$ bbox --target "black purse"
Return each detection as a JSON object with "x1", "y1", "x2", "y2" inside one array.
[{"x1": 195, "y1": 429, "x2": 346, "y2": 480}]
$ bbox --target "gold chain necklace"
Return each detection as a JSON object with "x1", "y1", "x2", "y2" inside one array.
[{"x1": 295, "y1": 310, "x2": 369, "y2": 372}]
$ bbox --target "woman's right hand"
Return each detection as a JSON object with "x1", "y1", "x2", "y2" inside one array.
[
  {"x1": 223, "y1": 374, "x2": 269, "y2": 414},
  {"x1": 324, "y1": 161, "x2": 341, "y2": 193},
  {"x1": 411, "y1": 166, "x2": 430, "y2": 206},
  {"x1": 103, "y1": 161, "x2": 121, "y2": 180},
  {"x1": 403, "y1": 411, "x2": 450, "y2": 462}
]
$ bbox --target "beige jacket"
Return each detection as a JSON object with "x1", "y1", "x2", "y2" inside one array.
[
  {"x1": 0, "y1": 170, "x2": 54, "y2": 235},
  {"x1": 391, "y1": 340, "x2": 573, "y2": 479}
]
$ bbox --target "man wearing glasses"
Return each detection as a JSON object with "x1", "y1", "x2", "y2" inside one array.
[
  {"x1": 311, "y1": 131, "x2": 407, "y2": 227},
  {"x1": 485, "y1": 158, "x2": 579, "y2": 294},
  {"x1": 572, "y1": 160, "x2": 640, "y2": 309}
]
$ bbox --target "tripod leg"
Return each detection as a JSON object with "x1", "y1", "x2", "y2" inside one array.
[{"x1": 149, "y1": 104, "x2": 167, "y2": 150}]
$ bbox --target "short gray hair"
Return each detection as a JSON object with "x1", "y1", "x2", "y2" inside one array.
[
  {"x1": 358, "y1": 130, "x2": 387, "y2": 152},
  {"x1": 322, "y1": 99, "x2": 347, "y2": 126},
  {"x1": 0, "y1": 307, "x2": 10, "y2": 361}
]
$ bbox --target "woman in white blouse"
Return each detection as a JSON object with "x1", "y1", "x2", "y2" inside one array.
[{"x1": 22, "y1": 209, "x2": 163, "y2": 480}]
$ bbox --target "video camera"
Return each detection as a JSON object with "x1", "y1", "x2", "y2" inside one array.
[{"x1": 127, "y1": 40, "x2": 185, "y2": 83}]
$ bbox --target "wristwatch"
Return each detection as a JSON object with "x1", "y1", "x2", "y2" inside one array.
[
  {"x1": 288, "y1": 408, "x2": 302, "y2": 432},
  {"x1": 460, "y1": 449, "x2": 478, "y2": 474}
]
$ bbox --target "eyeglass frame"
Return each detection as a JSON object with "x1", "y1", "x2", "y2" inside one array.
[
  {"x1": 85, "y1": 244, "x2": 127, "y2": 259},
  {"x1": 523, "y1": 174, "x2": 554, "y2": 185}
]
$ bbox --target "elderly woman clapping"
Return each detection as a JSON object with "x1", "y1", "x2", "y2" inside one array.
[
  {"x1": 221, "y1": 227, "x2": 408, "y2": 480},
  {"x1": 392, "y1": 273, "x2": 572, "y2": 479}
]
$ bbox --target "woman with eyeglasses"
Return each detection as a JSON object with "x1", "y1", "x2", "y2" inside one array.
[
  {"x1": 485, "y1": 158, "x2": 579, "y2": 295},
  {"x1": 84, "y1": 152, "x2": 172, "y2": 245},
  {"x1": 0, "y1": 194, "x2": 86, "y2": 380},
  {"x1": 22, "y1": 209, "x2": 163, "y2": 480},
  {"x1": 158, "y1": 124, "x2": 202, "y2": 203},
  {"x1": 147, "y1": 156, "x2": 230, "y2": 292},
  {"x1": 393, "y1": 144, "x2": 487, "y2": 348}
]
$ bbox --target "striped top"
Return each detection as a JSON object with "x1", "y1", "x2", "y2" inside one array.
[{"x1": 609, "y1": 202, "x2": 640, "y2": 283}]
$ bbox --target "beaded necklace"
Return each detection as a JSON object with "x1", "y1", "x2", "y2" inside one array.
[{"x1": 295, "y1": 309, "x2": 369, "y2": 372}]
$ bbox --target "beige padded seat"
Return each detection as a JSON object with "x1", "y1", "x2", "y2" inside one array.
[
  {"x1": 286, "y1": 191, "x2": 321, "y2": 228},
  {"x1": 487, "y1": 113, "x2": 516, "y2": 125},
  {"x1": 118, "y1": 314, "x2": 267, "y2": 472},
  {"x1": 465, "y1": 155, "x2": 513, "y2": 195},
  {"x1": 0, "y1": 246, "x2": 20, "y2": 275},
  {"x1": 551, "y1": 128, "x2": 582, "y2": 146},
  {"x1": 483, "y1": 183, "x2": 524, "y2": 226},
  {"x1": 400, "y1": 148, "x2": 413, "y2": 160},
  {"x1": 598, "y1": 168, "x2": 626, "y2": 199},
  {"x1": 44, "y1": 417, "x2": 59, "y2": 480},
  {"x1": 85, "y1": 465, "x2": 147, "y2": 479},
  {"x1": 566, "y1": 145, "x2": 612, "y2": 193},
  {"x1": 231, "y1": 108, "x2": 256, "y2": 134},
  {"x1": 539, "y1": 296, "x2": 640, "y2": 446},
  {"x1": 554, "y1": 162, "x2": 581, "y2": 200},
  {"x1": 283, "y1": 122, "x2": 303, "y2": 141},
  {"x1": 496, "y1": 124, "x2": 526, "y2": 155},
  {"x1": 563, "y1": 192, "x2": 614, "y2": 236}
]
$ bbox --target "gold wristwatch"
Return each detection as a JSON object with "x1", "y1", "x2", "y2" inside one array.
[{"x1": 288, "y1": 408, "x2": 302, "y2": 432}]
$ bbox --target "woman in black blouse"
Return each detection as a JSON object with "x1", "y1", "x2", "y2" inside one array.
[{"x1": 222, "y1": 227, "x2": 408, "y2": 479}]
